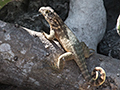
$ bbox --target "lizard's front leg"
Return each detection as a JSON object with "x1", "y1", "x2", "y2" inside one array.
[
  {"x1": 42, "y1": 29, "x2": 55, "y2": 40},
  {"x1": 42, "y1": 29, "x2": 75, "y2": 70},
  {"x1": 57, "y1": 52, "x2": 75, "y2": 70}
]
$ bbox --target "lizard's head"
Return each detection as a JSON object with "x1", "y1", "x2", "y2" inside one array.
[{"x1": 39, "y1": 6, "x2": 63, "y2": 28}]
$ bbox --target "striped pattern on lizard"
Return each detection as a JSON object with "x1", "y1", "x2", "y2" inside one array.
[{"x1": 39, "y1": 6, "x2": 106, "y2": 86}]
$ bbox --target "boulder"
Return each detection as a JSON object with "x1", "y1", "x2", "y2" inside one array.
[
  {"x1": 98, "y1": 0, "x2": 120, "y2": 59},
  {"x1": 65, "y1": 0, "x2": 106, "y2": 51}
]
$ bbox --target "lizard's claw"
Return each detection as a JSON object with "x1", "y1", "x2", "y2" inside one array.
[
  {"x1": 40, "y1": 30, "x2": 45, "y2": 34},
  {"x1": 89, "y1": 48, "x2": 95, "y2": 52},
  {"x1": 57, "y1": 58, "x2": 65, "y2": 70},
  {"x1": 41, "y1": 30, "x2": 47, "y2": 38}
]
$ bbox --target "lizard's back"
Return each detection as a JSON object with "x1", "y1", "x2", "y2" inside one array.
[{"x1": 56, "y1": 24, "x2": 94, "y2": 83}]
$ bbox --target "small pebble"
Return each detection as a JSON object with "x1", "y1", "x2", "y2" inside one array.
[
  {"x1": 14, "y1": 56, "x2": 18, "y2": 61},
  {"x1": 99, "y1": 58, "x2": 103, "y2": 61},
  {"x1": 117, "y1": 73, "x2": 120, "y2": 77}
]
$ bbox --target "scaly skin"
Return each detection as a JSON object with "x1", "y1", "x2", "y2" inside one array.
[{"x1": 39, "y1": 6, "x2": 106, "y2": 86}]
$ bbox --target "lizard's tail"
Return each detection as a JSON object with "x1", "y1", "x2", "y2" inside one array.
[
  {"x1": 89, "y1": 67, "x2": 106, "y2": 86},
  {"x1": 76, "y1": 57, "x2": 106, "y2": 86}
]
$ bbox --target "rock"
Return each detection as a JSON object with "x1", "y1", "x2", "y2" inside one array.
[
  {"x1": 98, "y1": 0, "x2": 120, "y2": 59},
  {"x1": 65, "y1": 0, "x2": 106, "y2": 51},
  {"x1": 97, "y1": 29, "x2": 120, "y2": 59},
  {"x1": 103, "y1": 0, "x2": 120, "y2": 30},
  {"x1": 0, "y1": 0, "x2": 69, "y2": 32},
  {"x1": 0, "y1": 20, "x2": 120, "y2": 89}
]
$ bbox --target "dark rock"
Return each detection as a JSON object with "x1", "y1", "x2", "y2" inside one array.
[
  {"x1": 98, "y1": 29, "x2": 120, "y2": 59},
  {"x1": 103, "y1": 0, "x2": 120, "y2": 30},
  {"x1": 98, "y1": 0, "x2": 120, "y2": 59},
  {"x1": 0, "y1": 0, "x2": 69, "y2": 32}
]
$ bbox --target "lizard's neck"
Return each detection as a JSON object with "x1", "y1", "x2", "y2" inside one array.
[{"x1": 49, "y1": 15, "x2": 64, "y2": 31}]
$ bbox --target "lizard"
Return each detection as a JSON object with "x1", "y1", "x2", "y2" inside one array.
[{"x1": 39, "y1": 6, "x2": 106, "y2": 86}]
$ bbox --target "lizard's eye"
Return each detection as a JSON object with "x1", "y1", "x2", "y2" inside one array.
[{"x1": 45, "y1": 10, "x2": 50, "y2": 14}]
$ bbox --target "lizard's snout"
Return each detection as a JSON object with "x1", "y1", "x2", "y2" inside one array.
[
  {"x1": 39, "y1": 7, "x2": 44, "y2": 12},
  {"x1": 39, "y1": 7, "x2": 47, "y2": 13},
  {"x1": 39, "y1": 6, "x2": 54, "y2": 13}
]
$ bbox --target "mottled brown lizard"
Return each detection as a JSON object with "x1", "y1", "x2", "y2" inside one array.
[{"x1": 39, "y1": 6, "x2": 106, "y2": 86}]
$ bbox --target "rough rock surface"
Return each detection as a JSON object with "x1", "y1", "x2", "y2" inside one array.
[
  {"x1": 65, "y1": 0, "x2": 106, "y2": 51},
  {"x1": 0, "y1": 20, "x2": 120, "y2": 90},
  {"x1": 98, "y1": 0, "x2": 120, "y2": 59}
]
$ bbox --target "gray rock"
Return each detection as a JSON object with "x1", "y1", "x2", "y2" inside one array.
[{"x1": 65, "y1": 0, "x2": 106, "y2": 51}]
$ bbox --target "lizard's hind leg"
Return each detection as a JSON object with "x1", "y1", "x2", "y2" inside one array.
[
  {"x1": 84, "y1": 48, "x2": 95, "y2": 58},
  {"x1": 57, "y1": 52, "x2": 74, "y2": 70},
  {"x1": 81, "y1": 42, "x2": 95, "y2": 58},
  {"x1": 89, "y1": 48, "x2": 95, "y2": 52}
]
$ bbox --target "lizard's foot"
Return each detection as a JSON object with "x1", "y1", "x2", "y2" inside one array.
[
  {"x1": 84, "y1": 48, "x2": 95, "y2": 58},
  {"x1": 56, "y1": 58, "x2": 65, "y2": 70},
  {"x1": 56, "y1": 52, "x2": 74, "y2": 70},
  {"x1": 42, "y1": 29, "x2": 55, "y2": 40},
  {"x1": 89, "y1": 48, "x2": 95, "y2": 52}
]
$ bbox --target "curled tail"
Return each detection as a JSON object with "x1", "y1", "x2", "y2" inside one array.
[
  {"x1": 78, "y1": 42, "x2": 106, "y2": 86},
  {"x1": 90, "y1": 67, "x2": 106, "y2": 86},
  {"x1": 76, "y1": 56, "x2": 106, "y2": 86},
  {"x1": 80, "y1": 63, "x2": 106, "y2": 86}
]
